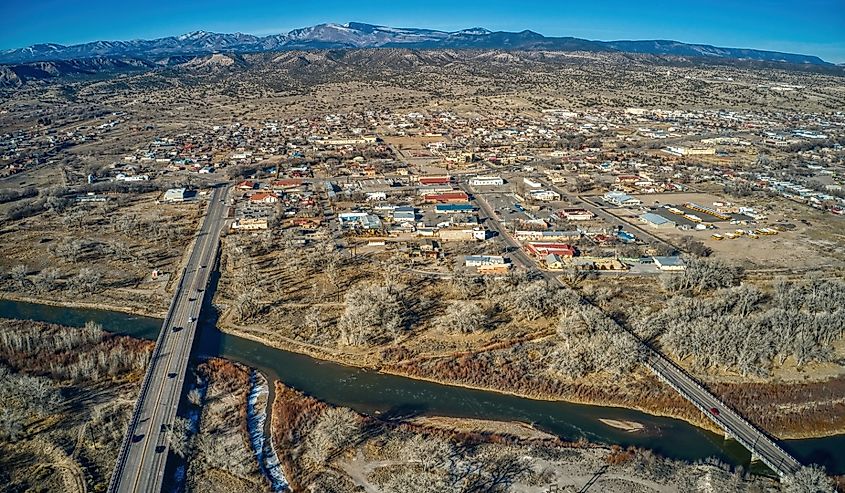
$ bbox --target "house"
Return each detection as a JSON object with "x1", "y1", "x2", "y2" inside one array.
[
  {"x1": 272, "y1": 178, "x2": 303, "y2": 189},
  {"x1": 545, "y1": 254, "x2": 566, "y2": 270},
  {"x1": 469, "y1": 175, "x2": 504, "y2": 187},
  {"x1": 603, "y1": 191, "x2": 642, "y2": 207},
  {"x1": 249, "y1": 192, "x2": 279, "y2": 204},
  {"x1": 116, "y1": 173, "x2": 150, "y2": 182},
  {"x1": 639, "y1": 212, "x2": 676, "y2": 229},
  {"x1": 236, "y1": 180, "x2": 257, "y2": 190},
  {"x1": 653, "y1": 256, "x2": 686, "y2": 271},
  {"x1": 435, "y1": 203, "x2": 475, "y2": 214}
]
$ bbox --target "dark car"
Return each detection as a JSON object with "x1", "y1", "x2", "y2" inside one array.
[
  {"x1": 155, "y1": 445, "x2": 166, "y2": 453},
  {"x1": 172, "y1": 326, "x2": 182, "y2": 333},
  {"x1": 131, "y1": 434, "x2": 144, "y2": 443},
  {"x1": 709, "y1": 407, "x2": 720, "y2": 416},
  {"x1": 167, "y1": 372, "x2": 177, "y2": 379}
]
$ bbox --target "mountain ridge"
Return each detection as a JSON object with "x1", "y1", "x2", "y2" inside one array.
[{"x1": 0, "y1": 22, "x2": 831, "y2": 65}]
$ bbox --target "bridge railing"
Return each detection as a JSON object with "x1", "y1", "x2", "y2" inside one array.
[
  {"x1": 645, "y1": 353, "x2": 800, "y2": 476},
  {"x1": 107, "y1": 267, "x2": 187, "y2": 493}
]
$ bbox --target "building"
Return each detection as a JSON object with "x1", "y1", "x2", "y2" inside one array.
[
  {"x1": 393, "y1": 206, "x2": 416, "y2": 222},
  {"x1": 163, "y1": 188, "x2": 190, "y2": 203},
  {"x1": 338, "y1": 212, "x2": 382, "y2": 230},
  {"x1": 249, "y1": 192, "x2": 279, "y2": 204},
  {"x1": 639, "y1": 212, "x2": 676, "y2": 229},
  {"x1": 231, "y1": 218, "x2": 269, "y2": 231},
  {"x1": 116, "y1": 173, "x2": 150, "y2": 182},
  {"x1": 465, "y1": 255, "x2": 507, "y2": 267},
  {"x1": 603, "y1": 191, "x2": 641, "y2": 207},
  {"x1": 439, "y1": 228, "x2": 487, "y2": 241},
  {"x1": 524, "y1": 242, "x2": 576, "y2": 258},
  {"x1": 469, "y1": 175, "x2": 504, "y2": 187},
  {"x1": 435, "y1": 203, "x2": 475, "y2": 214},
  {"x1": 515, "y1": 230, "x2": 581, "y2": 242},
  {"x1": 424, "y1": 191, "x2": 470, "y2": 203},
  {"x1": 418, "y1": 175, "x2": 452, "y2": 186},
  {"x1": 545, "y1": 254, "x2": 566, "y2": 270},
  {"x1": 653, "y1": 256, "x2": 686, "y2": 271},
  {"x1": 558, "y1": 208, "x2": 595, "y2": 221},
  {"x1": 528, "y1": 189, "x2": 560, "y2": 202}
]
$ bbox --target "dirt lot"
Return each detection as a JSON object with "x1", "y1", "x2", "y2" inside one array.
[{"x1": 623, "y1": 192, "x2": 845, "y2": 271}]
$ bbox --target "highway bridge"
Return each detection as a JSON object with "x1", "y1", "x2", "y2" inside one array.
[
  {"x1": 109, "y1": 185, "x2": 229, "y2": 493},
  {"x1": 462, "y1": 180, "x2": 802, "y2": 478}
]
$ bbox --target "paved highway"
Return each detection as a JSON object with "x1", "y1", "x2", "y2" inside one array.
[
  {"x1": 109, "y1": 185, "x2": 229, "y2": 493},
  {"x1": 463, "y1": 179, "x2": 802, "y2": 477}
]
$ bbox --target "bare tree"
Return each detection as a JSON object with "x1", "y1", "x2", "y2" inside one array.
[
  {"x1": 437, "y1": 301, "x2": 489, "y2": 334},
  {"x1": 304, "y1": 407, "x2": 360, "y2": 464},
  {"x1": 783, "y1": 465, "x2": 834, "y2": 493},
  {"x1": 338, "y1": 283, "x2": 405, "y2": 346},
  {"x1": 166, "y1": 416, "x2": 193, "y2": 458}
]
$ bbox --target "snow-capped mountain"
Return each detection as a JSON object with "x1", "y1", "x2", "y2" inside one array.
[{"x1": 0, "y1": 22, "x2": 831, "y2": 65}]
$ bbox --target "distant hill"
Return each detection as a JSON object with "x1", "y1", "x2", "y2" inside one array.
[{"x1": 0, "y1": 22, "x2": 830, "y2": 66}]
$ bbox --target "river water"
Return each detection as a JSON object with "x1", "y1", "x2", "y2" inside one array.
[{"x1": 1, "y1": 298, "x2": 842, "y2": 474}]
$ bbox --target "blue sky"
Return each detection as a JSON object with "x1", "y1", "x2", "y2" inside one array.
[{"x1": 2, "y1": 0, "x2": 844, "y2": 62}]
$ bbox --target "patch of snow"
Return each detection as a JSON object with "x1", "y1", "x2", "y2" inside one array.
[{"x1": 247, "y1": 371, "x2": 288, "y2": 492}]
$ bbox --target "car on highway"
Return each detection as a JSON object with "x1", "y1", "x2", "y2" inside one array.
[
  {"x1": 188, "y1": 317, "x2": 196, "y2": 323},
  {"x1": 168, "y1": 372, "x2": 177, "y2": 378},
  {"x1": 709, "y1": 407, "x2": 720, "y2": 416},
  {"x1": 131, "y1": 434, "x2": 144, "y2": 443},
  {"x1": 172, "y1": 326, "x2": 182, "y2": 332}
]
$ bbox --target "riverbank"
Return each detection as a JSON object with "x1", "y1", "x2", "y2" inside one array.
[
  {"x1": 3, "y1": 292, "x2": 842, "y2": 441},
  {"x1": 217, "y1": 322, "x2": 845, "y2": 441},
  {"x1": 0, "y1": 291, "x2": 168, "y2": 319}
]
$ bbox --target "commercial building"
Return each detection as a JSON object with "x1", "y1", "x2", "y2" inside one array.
[
  {"x1": 639, "y1": 212, "x2": 676, "y2": 229},
  {"x1": 469, "y1": 175, "x2": 504, "y2": 187},
  {"x1": 434, "y1": 203, "x2": 475, "y2": 214},
  {"x1": 524, "y1": 242, "x2": 577, "y2": 258},
  {"x1": 603, "y1": 191, "x2": 642, "y2": 207}
]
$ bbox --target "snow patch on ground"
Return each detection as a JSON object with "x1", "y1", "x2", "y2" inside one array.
[{"x1": 247, "y1": 370, "x2": 288, "y2": 491}]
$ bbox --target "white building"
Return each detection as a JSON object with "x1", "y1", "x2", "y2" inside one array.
[
  {"x1": 465, "y1": 255, "x2": 506, "y2": 267},
  {"x1": 163, "y1": 188, "x2": 188, "y2": 203},
  {"x1": 469, "y1": 175, "x2": 504, "y2": 187},
  {"x1": 603, "y1": 191, "x2": 641, "y2": 207},
  {"x1": 528, "y1": 189, "x2": 560, "y2": 202}
]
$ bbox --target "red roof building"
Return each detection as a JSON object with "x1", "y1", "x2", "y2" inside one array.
[
  {"x1": 524, "y1": 242, "x2": 577, "y2": 258},
  {"x1": 423, "y1": 191, "x2": 470, "y2": 203},
  {"x1": 419, "y1": 175, "x2": 452, "y2": 186},
  {"x1": 249, "y1": 192, "x2": 279, "y2": 204}
]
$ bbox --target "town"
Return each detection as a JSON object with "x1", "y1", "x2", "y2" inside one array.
[{"x1": 1, "y1": 19, "x2": 844, "y2": 493}]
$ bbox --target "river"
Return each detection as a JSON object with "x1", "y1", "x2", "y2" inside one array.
[{"x1": 0, "y1": 298, "x2": 842, "y2": 475}]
